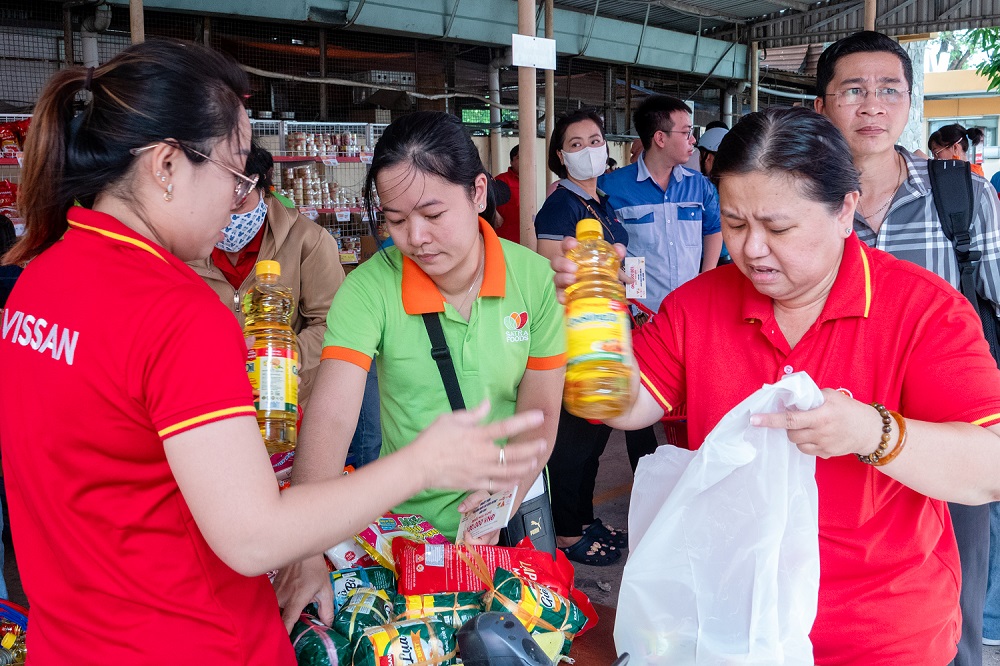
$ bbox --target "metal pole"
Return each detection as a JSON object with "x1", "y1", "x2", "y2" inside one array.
[
  {"x1": 864, "y1": 0, "x2": 877, "y2": 30},
  {"x1": 750, "y1": 41, "x2": 759, "y2": 113},
  {"x1": 544, "y1": 0, "x2": 555, "y2": 189},
  {"x1": 517, "y1": 0, "x2": 538, "y2": 251},
  {"x1": 63, "y1": 7, "x2": 74, "y2": 66},
  {"x1": 319, "y1": 29, "x2": 328, "y2": 121},
  {"x1": 129, "y1": 0, "x2": 145, "y2": 44}
]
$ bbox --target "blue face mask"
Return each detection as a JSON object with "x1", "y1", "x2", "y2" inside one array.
[{"x1": 217, "y1": 194, "x2": 267, "y2": 253}]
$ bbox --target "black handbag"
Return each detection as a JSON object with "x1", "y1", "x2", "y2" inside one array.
[
  {"x1": 928, "y1": 159, "x2": 1000, "y2": 367},
  {"x1": 421, "y1": 313, "x2": 557, "y2": 556}
]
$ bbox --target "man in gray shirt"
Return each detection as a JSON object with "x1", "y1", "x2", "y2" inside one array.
[{"x1": 816, "y1": 30, "x2": 1000, "y2": 666}]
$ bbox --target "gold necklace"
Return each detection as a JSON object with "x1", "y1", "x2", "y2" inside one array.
[
  {"x1": 453, "y1": 245, "x2": 485, "y2": 314},
  {"x1": 859, "y1": 154, "x2": 904, "y2": 222}
]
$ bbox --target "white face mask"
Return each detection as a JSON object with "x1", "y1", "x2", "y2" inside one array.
[
  {"x1": 216, "y1": 194, "x2": 267, "y2": 253},
  {"x1": 562, "y1": 144, "x2": 608, "y2": 181}
]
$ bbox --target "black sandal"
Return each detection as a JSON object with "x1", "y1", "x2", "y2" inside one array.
[
  {"x1": 559, "y1": 537, "x2": 621, "y2": 566},
  {"x1": 585, "y1": 518, "x2": 628, "y2": 550}
]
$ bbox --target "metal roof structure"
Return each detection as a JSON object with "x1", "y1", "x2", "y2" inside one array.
[{"x1": 552, "y1": 0, "x2": 1000, "y2": 47}]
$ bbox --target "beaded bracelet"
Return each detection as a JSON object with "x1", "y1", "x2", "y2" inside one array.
[
  {"x1": 857, "y1": 402, "x2": 893, "y2": 465},
  {"x1": 872, "y1": 410, "x2": 907, "y2": 467}
]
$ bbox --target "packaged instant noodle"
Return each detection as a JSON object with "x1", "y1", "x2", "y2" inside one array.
[
  {"x1": 392, "y1": 592, "x2": 483, "y2": 628},
  {"x1": 393, "y1": 540, "x2": 570, "y2": 596},
  {"x1": 290, "y1": 611, "x2": 353, "y2": 666},
  {"x1": 353, "y1": 617, "x2": 457, "y2": 666},
  {"x1": 356, "y1": 513, "x2": 449, "y2": 573},
  {"x1": 483, "y1": 568, "x2": 588, "y2": 655},
  {"x1": 333, "y1": 587, "x2": 394, "y2": 642},
  {"x1": 327, "y1": 536, "x2": 378, "y2": 570}
]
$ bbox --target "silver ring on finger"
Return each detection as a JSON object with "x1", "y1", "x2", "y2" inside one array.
[
  {"x1": 489, "y1": 478, "x2": 494, "y2": 494},
  {"x1": 499, "y1": 447, "x2": 506, "y2": 467}
]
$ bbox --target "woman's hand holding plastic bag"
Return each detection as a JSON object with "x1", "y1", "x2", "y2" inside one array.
[{"x1": 616, "y1": 372, "x2": 824, "y2": 666}]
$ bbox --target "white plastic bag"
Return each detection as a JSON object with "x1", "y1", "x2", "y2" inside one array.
[{"x1": 615, "y1": 372, "x2": 823, "y2": 665}]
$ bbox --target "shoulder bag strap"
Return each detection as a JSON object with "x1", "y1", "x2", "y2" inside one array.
[
  {"x1": 421, "y1": 313, "x2": 466, "y2": 411},
  {"x1": 928, "y1": 158, "x2": 979, "y2": 304}
]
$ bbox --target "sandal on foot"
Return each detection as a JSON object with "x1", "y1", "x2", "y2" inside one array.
[
  {"x1": 559, "y1": 537, "x2": 621, "y2": 566},
  {"x1": 586, "y1": 518, "x2": 628, "y2": 550}
]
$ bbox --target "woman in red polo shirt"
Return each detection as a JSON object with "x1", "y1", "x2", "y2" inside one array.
[
  {"x1": 553, "y1": 106, "x2": 1000, "y2": 665},
  {"x1": 0, "y1": 40, "x2": 544, "y2": 665}
]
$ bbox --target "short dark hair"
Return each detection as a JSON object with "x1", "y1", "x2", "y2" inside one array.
[
  {"x1": 928, "y1": 123, "x2": 985, "y2": 154},
  {"x1": 509, "y1": 144, "x2": 519, "y2": 160},
  {"x1": 706, "y1": 120, "x2": 729, "y2": 130},
  {"x1": 815, "y1": 31, "x2": 913, "y2": 97},
  {"x1": 712, "y1": 107, "x2": 860, "y2": 214},
  {"x1": 364, "y1": 111, "x2": 495, "y2": 240},
  {"x1": 0, "y1": 213, "x2": 16, "y2": 257},
  {"x1": 634, "y1": 95, "x2": 691, "y2": 150},
  {"x1": 547, "y1": 108, "x2": 605, "y2": 180},
  {"x1": 245, "y1": 141, "x2": 275, "y2": 191}
]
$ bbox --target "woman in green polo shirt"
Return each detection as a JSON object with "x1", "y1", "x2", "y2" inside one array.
[{"x1": 278, "y1": 111, "x2": 567, "y2": 624}]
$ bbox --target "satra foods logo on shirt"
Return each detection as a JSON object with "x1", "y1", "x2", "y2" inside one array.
[{"x1": 503, "y1": 311, "x2": 529, "y2": 343}]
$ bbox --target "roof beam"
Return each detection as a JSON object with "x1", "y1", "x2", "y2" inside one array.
[{"x1": 641, "y1": 0, "x2": 748, "y2": 22}]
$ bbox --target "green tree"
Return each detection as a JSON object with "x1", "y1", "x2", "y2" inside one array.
[{"x1": 965, "y1": 27, "x2": 1000, "y2": 91}]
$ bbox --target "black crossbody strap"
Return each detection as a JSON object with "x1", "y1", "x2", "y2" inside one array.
[
  {"x1": 421, "y1": 313, "x2": 466, "y2": 411},
  {"x1": 928, "y1": 158, "x2": 979, "y2": 304}
]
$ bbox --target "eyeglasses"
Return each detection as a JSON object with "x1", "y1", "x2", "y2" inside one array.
[
  {"x1": 824, "y1": 87, "x2": 911, "y2": 107},
  {"x1": 932, "y1": 142, "x2": 959, "y2": 158},
  {"x1": 130, "y1": 141, "x2": 259, "y2": 210},
  {"x1": 659, "y1": 127, "x2": 694, "y2": 139}
]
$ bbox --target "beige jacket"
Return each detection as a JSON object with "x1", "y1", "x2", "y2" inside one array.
[{"x1": 188, "y1": 197, "x2": 345, "y2": 405}]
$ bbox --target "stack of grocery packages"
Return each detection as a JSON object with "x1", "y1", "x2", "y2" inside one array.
[
  {"x1": 241, "y1": 261, "x2": 597, "y2": 664},
  {"x1": 290, "y1": 514, "x2": 597, "y2": 666}
]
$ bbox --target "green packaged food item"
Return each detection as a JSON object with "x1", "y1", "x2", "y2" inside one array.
[
  {"x1": 353, "y1": 617, "x2": 457, "y2": 666},
  {"x1": 483, "y1": 567, "x2": 587, "y2": 655},
  {"x1": 333, "y1": 587, "x2": 395, "y2": 642},
  {"x1": 363, "y1": 565, "x2": 396, "y2": 593},
  {"x1": 290, "y1": 612, "x2": 353, "y2": 666},
  {"x1": 393, "y1": 592, "x2": 483, "y2": 628}
]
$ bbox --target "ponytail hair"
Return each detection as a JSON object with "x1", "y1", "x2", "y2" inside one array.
[
  {"x1": 5, "y1": 39, "x2": 248, "y2": 266},
  {"x1": 928, "y1": 123, "x2": 985, "y2": 156}
]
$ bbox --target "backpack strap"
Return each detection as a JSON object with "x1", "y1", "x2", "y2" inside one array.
[
  {"x1": 928, "y1": 158, "x2": 979, "y2": 305},
  {"x1": 421, "y1": 313, "x2": 466, "y2": 412}
]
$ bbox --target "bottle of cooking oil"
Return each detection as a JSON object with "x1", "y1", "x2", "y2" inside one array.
[
  {"x1": 563, "y1": 218, "x2": 633, "y2": 419},
  {"x1": 243, "y1": 260, "x2": 298, "y2": 453}
]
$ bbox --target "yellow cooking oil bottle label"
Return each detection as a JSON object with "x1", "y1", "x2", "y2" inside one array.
[
  {"x1": 565, "y1": 297, "x2": 632, "y2": 368},
  {"x1": 247, "y1": 345, "x2": 298, "y2": 412}
]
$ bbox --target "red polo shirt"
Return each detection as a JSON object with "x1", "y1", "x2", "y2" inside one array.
[
  {"x1": 0, "y1": 207, "x2": 294, "y2": 665},
  {"x1": 634, "y1": 232, "x2": 1000, "y2": 665},
  {"x1": 495, "y1": 168, "x2": 521, "y2": 244},
  {"x1": 211, "y1": 220, "x2": 266, "y2": 290}
]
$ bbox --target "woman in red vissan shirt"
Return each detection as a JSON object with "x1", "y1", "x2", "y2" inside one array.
[
  {"x1": 553, "y1": 107, "x2": 1000, "y2": 665},
  {"x1": 0, "y1": 40, "x2": 546, "y2": 665}
]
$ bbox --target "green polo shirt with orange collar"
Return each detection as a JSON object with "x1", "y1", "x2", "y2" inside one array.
[{"x1": 321, "y1": 219, "x2": 566, "y2": 540}]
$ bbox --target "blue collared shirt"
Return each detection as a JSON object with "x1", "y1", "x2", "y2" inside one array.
[{"x1": 599, "y1": 155, "x2": 721, "y2": 310}]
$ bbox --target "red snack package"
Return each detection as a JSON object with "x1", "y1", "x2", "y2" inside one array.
[
  {"x1": 0, "y1": 180, "x2": 17, "y2": 207},
  {"x1": 0, "y1": 124, "x2": 19, "y2": 158},
  {"x1": 13, "y1": 118, "x2": 30, "y2": 147},
  {"x1": 392, "y1": 538, "x2": 598, "y2": 636}
]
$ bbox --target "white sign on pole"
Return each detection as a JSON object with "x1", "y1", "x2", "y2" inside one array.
[{"x1": 511, "y1": 34, "x2": 557, "y2": 71}]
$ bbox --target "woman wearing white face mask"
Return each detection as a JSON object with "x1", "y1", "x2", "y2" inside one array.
[
  {"x1": 535, "y1": 109, "x2": 627, "y2": 263},
  {"x1": 188, "y1": 142, "x2": 344, "y2": 406},
  {"x1": 535, "y1": 109, "x2": 632, "y2": 565}
]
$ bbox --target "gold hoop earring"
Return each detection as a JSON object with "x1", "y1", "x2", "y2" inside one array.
[{"x1": 164, "y1": 183, "x2": 174, "y2": 202}]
